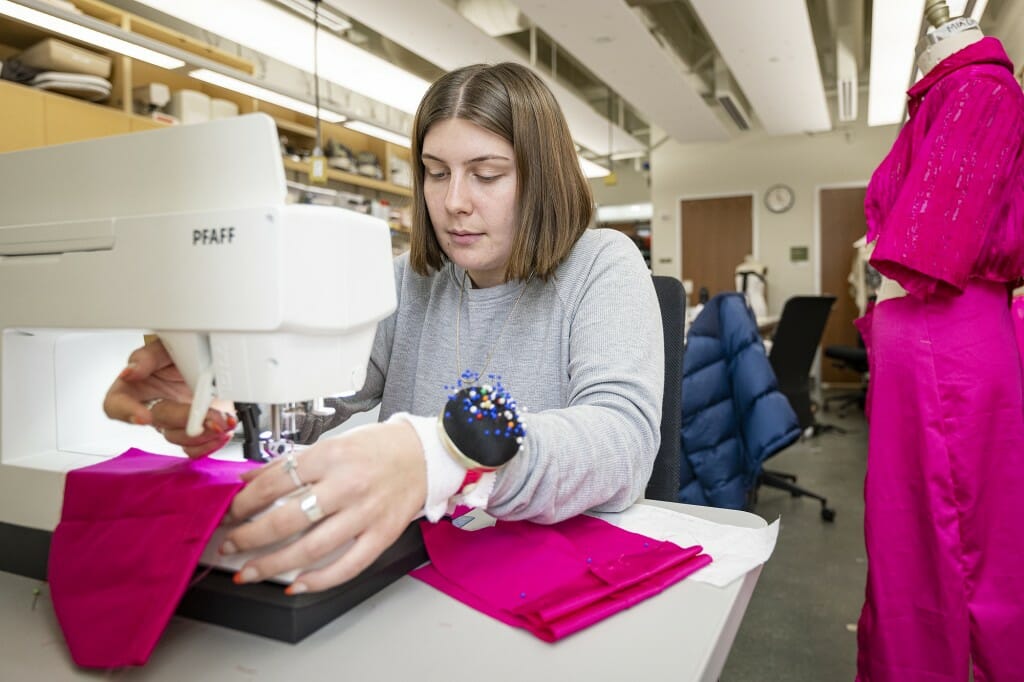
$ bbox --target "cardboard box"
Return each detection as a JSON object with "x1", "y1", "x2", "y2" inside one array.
[{"x1": 18, "y1": 38, "x2": 112, "y2": 78}]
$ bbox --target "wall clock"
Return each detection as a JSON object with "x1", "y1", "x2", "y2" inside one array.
[{"x1": 764, "y1": 184, "x2": 795, "y2": 213}]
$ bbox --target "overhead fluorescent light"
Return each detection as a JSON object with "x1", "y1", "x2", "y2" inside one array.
[
  {"x1": 610, "y1": 150, "x2": 647, "y2": 161},
  {"x1": 869, "y1": 0, "x2": 988, "y2": 127},
  {"x1": 189, "y1": 68, "x2": 346, "y2": 122},
  {"x1": 344, "y1": 120, "x2": 410, "y2": 147},
  {"x1": 579, "y1": 156, "x2": 610, "y2": 179},
  {"x1": 133, "y1": 0, "x2": 430, "y2": 114},
  {"x1": 597, "y1": 203, "x2": 653, "y2": 223},
  {"x1": 0, "y1": 0, "x2": 185, "y2": 69},
  {"x1": 691, "y1": 0, "x2": 830, "y2": 135},
  {"x1": 287, "y1": 179, "x2": 338, "y2": 197},
  {"x1": 867, "y1": 0, "x2": 926, "y2": 126}
]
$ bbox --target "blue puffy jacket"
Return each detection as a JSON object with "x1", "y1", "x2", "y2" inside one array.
[{"x1": 679, "y1": 293, "x2": 801, "y2": 509}]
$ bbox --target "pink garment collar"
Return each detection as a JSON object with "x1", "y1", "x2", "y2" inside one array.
[{"x1": 909, "y1": 37, "x2": 1012, "y2": 101}]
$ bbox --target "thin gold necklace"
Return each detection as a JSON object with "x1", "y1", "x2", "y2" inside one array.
[{"x1": 455, "y1": 269, "x2": 531, "y2": 384}]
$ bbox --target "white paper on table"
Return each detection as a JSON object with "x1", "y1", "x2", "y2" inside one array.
[{"x1": 591, "y1": 505, "x2": 780, "y2": 588}]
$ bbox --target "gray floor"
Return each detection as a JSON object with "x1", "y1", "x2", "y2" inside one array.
[{"x1": 721, "y1": 400, "x2": 868, "y2": 681}]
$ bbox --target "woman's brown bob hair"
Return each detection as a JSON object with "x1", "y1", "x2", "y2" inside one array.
[{"x1": 409, "y1": 62, "x2": 594, "y2": 282}]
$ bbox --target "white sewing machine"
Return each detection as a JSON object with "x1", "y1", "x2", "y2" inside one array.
[{"x1": 0, "y1": 114, "x2": 396, "y2": 559}]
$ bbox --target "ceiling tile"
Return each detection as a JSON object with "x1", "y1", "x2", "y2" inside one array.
[
  {"x1": 512, "y1": 0, "x2": 728, "y2": 144},
  {"x1": 691, "y1": 0, "x2": 832, "y2": 135},
  {"x1": 327, "y1": 0, "x2": 646, "y2": 154}
]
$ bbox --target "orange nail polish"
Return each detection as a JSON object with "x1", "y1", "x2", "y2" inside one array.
[
  {"x1": 206, "y1": 420, "x2": 224, "y2": 434},
  {"x1": 232, "y1": 572, "x2": 244, "y2": 585}
]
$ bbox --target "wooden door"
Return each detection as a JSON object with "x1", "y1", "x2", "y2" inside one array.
[
  {"x1": 680, "y1": 196, "x2": 753, "y2": 307},
  {"x1": 819, "y1": 187, "x2": 868, "y2": 384}
]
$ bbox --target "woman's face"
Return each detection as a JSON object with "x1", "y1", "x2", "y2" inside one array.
[{"x1": 421, "y1": 118, "x2": 518, "y2": 289}]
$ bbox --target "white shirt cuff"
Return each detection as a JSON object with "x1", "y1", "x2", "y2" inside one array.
[{"x1": 386, "y1": 412, "x2": 495, "y2": 522}]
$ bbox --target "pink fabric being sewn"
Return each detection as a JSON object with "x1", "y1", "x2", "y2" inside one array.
[
  {"x1": 412, "y1": 514, "x2": 711, "y2": 642},
  {"x1": 48, "y1": 448, "x2": 258, "y2": 669}
]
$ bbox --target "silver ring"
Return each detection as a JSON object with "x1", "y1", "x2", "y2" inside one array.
[
  {"x1": 144, "y1": 398, "x2": 165, "y2": 411},
  {"x1": 282, "y1": 452, "x2": 305, "y2": 489},
  {"x1": 299, "y1": 492, "x2": 325, "y2": 524}
]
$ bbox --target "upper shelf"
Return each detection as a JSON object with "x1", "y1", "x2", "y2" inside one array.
[{"x1": 282, "y1": 157, "x2": 412, "y2": 198}]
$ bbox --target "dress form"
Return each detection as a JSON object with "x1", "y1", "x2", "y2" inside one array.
[
  {"x1": 874, "y1": 0, "x2": 984, "y2": 303},
  {"x1": 734, "y1": 254, "x2": 768, "y2": 318},
  {"x1": 916, "y1": 0, "x2": 984, "y2": 74}
]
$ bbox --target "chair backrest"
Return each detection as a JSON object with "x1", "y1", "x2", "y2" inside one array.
[
  {"x1": 768, "y1": 295, "x2": 836, "y2": 429},
  {"x1": 646, "y1": 275, "x2": 685, "y2": 502}
]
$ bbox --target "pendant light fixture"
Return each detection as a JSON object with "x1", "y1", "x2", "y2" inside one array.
[
  {"x1": 308, "y1": 0, "x2": 328, "y2": 184},
  {"x1": 603, "y1": 88, "x2": 618, "y2": 187}
]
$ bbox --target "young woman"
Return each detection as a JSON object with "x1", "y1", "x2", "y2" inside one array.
[{"x1": 104, "y1": 63, "x2": 663, "y2": 594}]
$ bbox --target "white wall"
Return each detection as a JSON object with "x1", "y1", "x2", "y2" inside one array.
[
  {"x1": 650, "y1": 120, "x2": 900, "y2": 312},
  {"x1": 589, "y1": 159, "x2": 651, "y2": 208}
]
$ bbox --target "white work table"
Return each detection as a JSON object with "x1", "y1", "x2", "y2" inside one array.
[{"x1": 0, "y1": 502, "x2": 766, "y2": 681}]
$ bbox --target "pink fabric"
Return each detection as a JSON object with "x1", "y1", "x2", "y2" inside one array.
[
  {"x1": 864, "y1": 38, "x2": 1024, "y2": 299},
  {"x1": 853, "y1": 301, "x2": 876, "y2": 422},
  {"x1": 48, "y1": 449, "x2": 257, "y2": 669},
  {"x1": 412, "y1": 514, "x2": 711, "y2": 642},
  {"x1": 856, "y1": 281, "x2": 1024, "y2": 681}
]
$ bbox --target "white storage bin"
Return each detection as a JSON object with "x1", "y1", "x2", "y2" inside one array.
[
  {"x1": 166, "y1": 89, "x2": 211, "y2": 124},
  {"x1": 210, "y1": 98, "x2": 239, "y2": 119}
]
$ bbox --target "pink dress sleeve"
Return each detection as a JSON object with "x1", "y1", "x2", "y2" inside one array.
[{"x1": 871, "y1": 73, "x2": 1024, "y2": 298}]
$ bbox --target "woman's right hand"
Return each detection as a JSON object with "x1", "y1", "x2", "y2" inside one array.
[{"x1": 102, "y1": 339, "x2": 236, "y2": 458}]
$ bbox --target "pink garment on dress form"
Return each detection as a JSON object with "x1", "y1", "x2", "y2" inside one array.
[
  {"x1": 864, "y1": 38, "x2": 1024, "y2": 299},
  {"x1": 856, "y1": 281, "x2": 1024, "y2": 682},
  {"x1": 412, "y1": 514, "x2": 711, "y2": 642},
  {"x1": 857, "y1": 35, "x2": 1024, "y2": 681},
  {"x1": 47, "y1": 449, "x2": 258, "y2": 669}
]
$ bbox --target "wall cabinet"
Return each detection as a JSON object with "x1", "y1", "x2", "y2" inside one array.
[{"x1": 0, "y1": 79, "x2": 45, "y2": 152}]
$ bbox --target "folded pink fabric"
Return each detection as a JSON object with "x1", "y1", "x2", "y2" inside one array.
[
  {"x1": 48, "y1": 448, "x2": 258, "y2": 669},
  {"x1": 412, "y1": 514, "x2": 712, "y2": 642}
]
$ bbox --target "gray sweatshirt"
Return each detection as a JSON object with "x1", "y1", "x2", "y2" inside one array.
[{"x1": 302, "y1": 228, "x2": 663, "y2": 523}]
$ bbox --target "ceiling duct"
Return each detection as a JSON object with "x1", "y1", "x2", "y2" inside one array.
[
  {"x1": 456, "y1": 0, "x2": 526, "y2": 37},
  {"x1": 714, "y1": 55, "x2": 751, "y2": 131},
  {"x1": 836, "y1": 25, "x2": 858, "y2": 122}
]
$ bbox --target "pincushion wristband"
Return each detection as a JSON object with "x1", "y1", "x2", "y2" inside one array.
[
  {"x1": 439, "y1": 382, "x2": 525, "y2": 469},
  {"x1": 387, "y1": 381, "x2": 525, "y2": 522}
]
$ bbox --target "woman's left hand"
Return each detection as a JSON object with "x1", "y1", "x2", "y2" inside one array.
[{"x1": 222, "y1": 421, "x2": 427, "y2": 594}]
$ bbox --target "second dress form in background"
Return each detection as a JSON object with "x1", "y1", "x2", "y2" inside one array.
[{"x1": 735, "y1": 255, "x2": 768, "y2": 319}]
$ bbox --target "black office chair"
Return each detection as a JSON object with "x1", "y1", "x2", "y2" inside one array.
[
  {"x1": 823, "y1": 336, "x2": 868, "y2": 417},
  {"x1": 645, "y1": 275, "x2": 685, "y2": 502},
  {"x1": 767, "y1": 295, "x2": 840, "y2": 436},
  {"x1": 759, "y1": 295, "x2": 838, "y2": 521}
]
